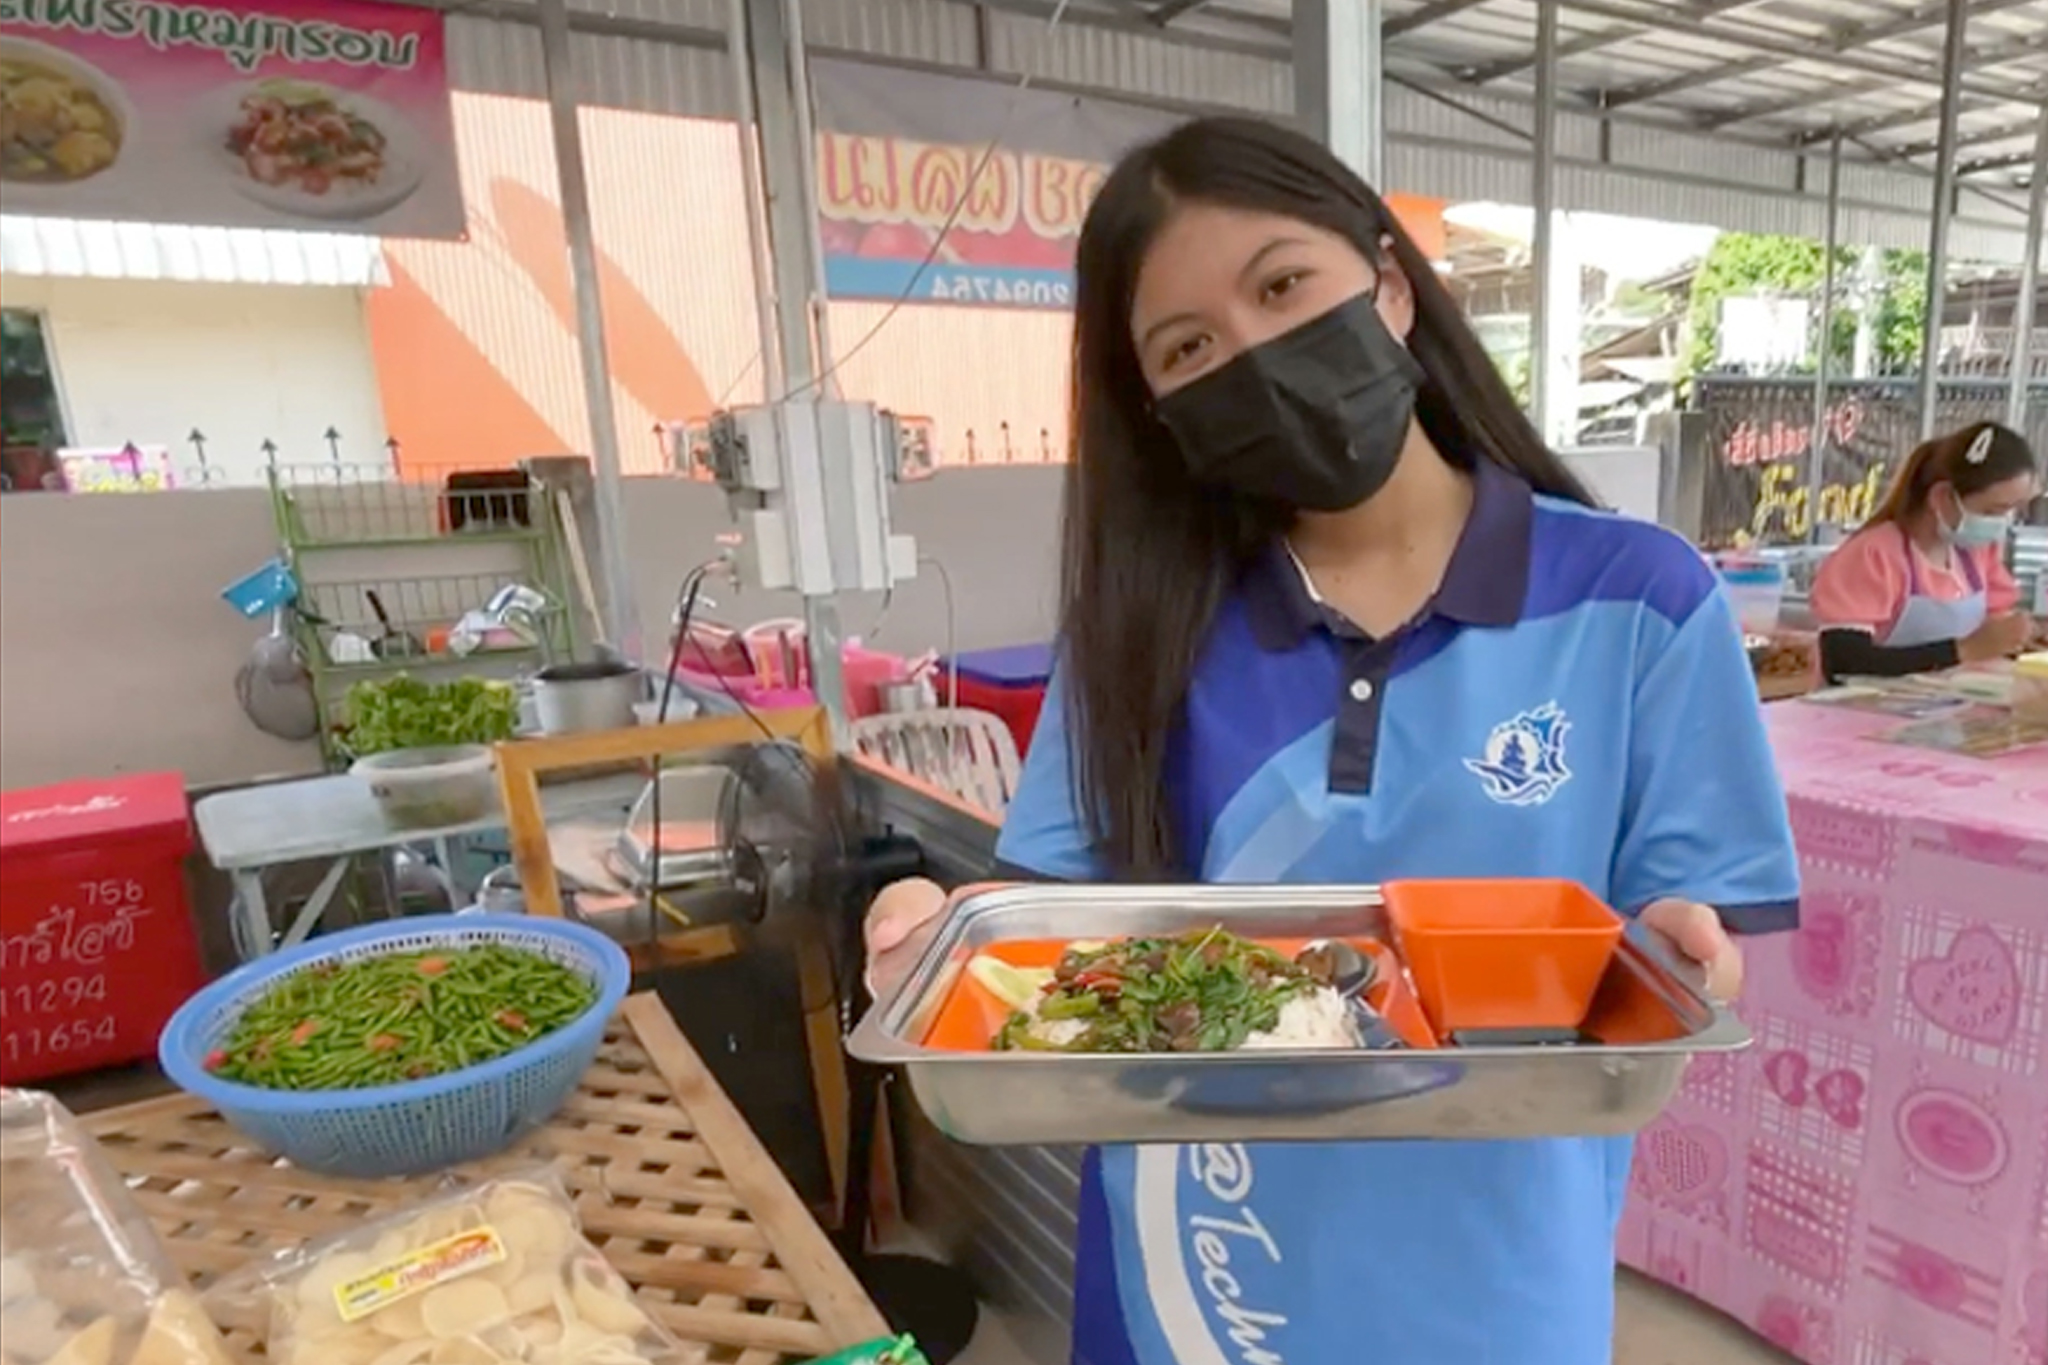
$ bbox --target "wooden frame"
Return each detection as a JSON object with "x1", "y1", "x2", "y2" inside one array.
[{"x1": 493, "y1": 707, "x2": 851, "y2": 1224}]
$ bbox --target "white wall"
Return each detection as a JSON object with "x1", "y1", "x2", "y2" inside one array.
[
  {"x1": 0, "y1": 469, "x2": 1064, "y2": 792},
  {"x1": 620, "y1": 469, "x2": 1063, "y2": 664},
  {"x1": 0, "y1": 487, "x2": 323, "y2": 790},
  {"x1": 4, "y1": 276, "x2": 387, "y2": 482}
]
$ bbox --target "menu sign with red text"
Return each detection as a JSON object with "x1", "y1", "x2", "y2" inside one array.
[
  {"x1": 808, "y1": 58, "x2": 1175, "y2": 311},
  {"x1": 0, "y1": 0, "x2": 462, "y2": 236}
]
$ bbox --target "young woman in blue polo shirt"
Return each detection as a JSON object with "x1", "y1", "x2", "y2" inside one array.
[{"x1": 867, "y1": 116, "x2": 1798, "y2": 1365}]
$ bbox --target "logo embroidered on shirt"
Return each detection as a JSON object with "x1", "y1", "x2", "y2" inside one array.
[{"x1": 1465, "y1": 702, "x2": 1573, "y2": 806}]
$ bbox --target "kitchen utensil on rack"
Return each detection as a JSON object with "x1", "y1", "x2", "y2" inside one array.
[
  {"x1": 236, "y1": 605, "x2": 320, "y2": 741},
  {"x1": 364, "y1": 589, "x2": 424, "y2": 659}
]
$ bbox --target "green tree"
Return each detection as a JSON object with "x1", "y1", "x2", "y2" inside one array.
[
  {"x1": 1503, "y1": 351, "x2": 1532, "y2": 408},
  {"x1": 1872, "y1": 248, "x2": 1928, "y2": 375},
  {"x1": 1681, "y1": 233, "x2": 1924, "y2": 385}
]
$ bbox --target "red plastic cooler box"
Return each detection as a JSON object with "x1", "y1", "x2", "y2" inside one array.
[
  {"x1": 946, "y1": 644, "x2": 1053, "y2": 757},
  {"x1": 0, "y1": 771, "x2": 203, "y2": 1084}
]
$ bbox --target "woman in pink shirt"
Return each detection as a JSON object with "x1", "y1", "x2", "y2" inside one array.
[{"x1": 1811, "y1": 421, "x2": 2040, "y2": 680}]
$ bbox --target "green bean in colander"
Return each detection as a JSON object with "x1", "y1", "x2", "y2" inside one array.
[{"x1": 205, "y1": 943, "x2": 600, "y2": 1090}]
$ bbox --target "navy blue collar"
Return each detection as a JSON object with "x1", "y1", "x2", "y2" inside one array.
[{"x1": 1241, "y1": 457, "x2": 1536, "y2": 650}]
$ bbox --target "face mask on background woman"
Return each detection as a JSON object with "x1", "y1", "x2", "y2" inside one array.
[{"x1": 1940, "y1": 494, "x2": 2013, "y2": 549}]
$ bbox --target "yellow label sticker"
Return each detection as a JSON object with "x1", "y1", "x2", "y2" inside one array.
[{"x1": 335, "y1": 1227, "x2": 507, "y2": 1323}]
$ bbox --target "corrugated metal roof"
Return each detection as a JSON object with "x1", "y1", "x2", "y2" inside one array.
[
  {"x1": 0, "y1": 216, "x2": 387, "y2": 287},
  {"x1": 446, "y1": 13, "x2": 735, "y2": 117},
  {"x1": 986, "y1": 8, "x2": 1292, "y2": 112},
  {"x1": 802, "y1": 0, "x2": 983, "y2": 66},
  {"x1": 421, "y1": 0, "x2": 2038, "y2": 258}
]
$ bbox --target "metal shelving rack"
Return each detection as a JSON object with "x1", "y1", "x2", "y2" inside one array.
[{"x1": 269, "y1": 464, "x2": 580, "y2": 765}]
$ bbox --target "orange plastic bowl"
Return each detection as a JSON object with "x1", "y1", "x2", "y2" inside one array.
[{"x1": 1383, "y1": 879, "x2": 1625, "y2": 1035}]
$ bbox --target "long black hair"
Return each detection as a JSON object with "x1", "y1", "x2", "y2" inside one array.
[{"x1": 1062, "y1": 115, "x2": 1596, "y2": 878}]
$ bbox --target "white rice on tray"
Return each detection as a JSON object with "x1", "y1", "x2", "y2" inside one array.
[
  {"x1": 1241, "y1": 987, "x2": 1361, "y2": 1049},
  {"x1": 1016, "y1": 985, "x2": 1362, "y2": 1051}
]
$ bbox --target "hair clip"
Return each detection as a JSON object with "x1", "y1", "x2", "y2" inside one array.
[{"x1": 1965, "y1": 428, "x2": 1995, "y2": 464}]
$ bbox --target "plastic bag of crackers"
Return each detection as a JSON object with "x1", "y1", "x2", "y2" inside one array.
[
  {"x1": 223, "y1": 1170, "x2": 702, "y2": 1365},
  {"x1": 0, "y1": 1089, "x2": 237, "y2": 1365}
]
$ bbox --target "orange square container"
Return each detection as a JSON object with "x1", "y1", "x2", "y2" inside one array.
[{"x1": 1383, "y1": 879, "x2": 1625, "y2": 1035}]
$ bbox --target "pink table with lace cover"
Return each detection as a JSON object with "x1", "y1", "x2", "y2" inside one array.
[{"x1": 1618, "y1": 698, "x2": 2048, "y2": 1365}]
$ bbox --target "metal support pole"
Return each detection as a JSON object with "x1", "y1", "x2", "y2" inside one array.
[
  {"x1": 1917, "y1": 0, "x2": 1969, "y2": 441},
  {"x1": 1529, "y1": 0, "x2": 1560, "y2": 442},
  {"x1": 738, "y1": 0, "x2": 846, "y2": 734},
  {"x1": 1809, "y1": 133, "x2": 1842, "y2": 541},
  {"x1": 537, "y1": 0, "x2": 640, "y2": 657},
  {"x1": 2007, "y1": 101, "x2": 2048, "y2": 430},
  {"x1": 1293, "y1": 0, "x2": 1385, "y2": 188},
  {"x1": 741, "y1": 0, "x2": 819, "y2": 394},
  {"x1": 780, "y1": 0, "x2": 838, "y2": 394},
  {"x1": 724, "y1": 0, "x2": 785, "y2": 401}
]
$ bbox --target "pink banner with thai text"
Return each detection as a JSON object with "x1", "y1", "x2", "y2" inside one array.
[
  {"x1": 1, "y1": 0, "x2": 462, "y2": 237},
  {"x1": 1620, "y1": 698, "x2": 2048, "y2": 1365}
]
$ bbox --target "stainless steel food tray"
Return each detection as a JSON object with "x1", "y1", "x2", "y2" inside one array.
[{"x1": 847, "y1": 883, "x2": 1751, "y2": 1144}]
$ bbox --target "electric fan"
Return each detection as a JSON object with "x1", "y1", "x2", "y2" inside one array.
[{"x1": 626, "y1": 739, "x2": 979, "y2": 1361}]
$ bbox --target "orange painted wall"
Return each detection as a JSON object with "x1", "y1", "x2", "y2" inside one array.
[
  {"x1": 1386, "y1": 193, "x2": 1447, "y2": 261},
  {"x1": 369, "y1": 94, "x2": 1447, "y2": 474}
]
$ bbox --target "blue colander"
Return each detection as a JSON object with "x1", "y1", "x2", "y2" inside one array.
[{"x1": 159, "y1": 915, "x2": 630, "y2": 1178}]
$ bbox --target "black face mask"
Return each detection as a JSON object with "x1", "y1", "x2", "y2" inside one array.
[{"x1": 1154, "y1": 292, "x2": 1425, "y2": 513}]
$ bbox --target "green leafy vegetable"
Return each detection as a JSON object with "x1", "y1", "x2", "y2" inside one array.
[
  {"x1": 992, "y1": 928, "x2": 1322, "y2": 1054},
  {"x1": 343, "y1": 675, "x2": 519, "y2": 757},
  {"x1": 206, "y1": 943, "x2": 598, "y2": 1090}
]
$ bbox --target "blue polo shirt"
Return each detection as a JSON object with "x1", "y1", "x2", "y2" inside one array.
[{"x1": 995, "y1": 459, "x2": 1799, "y2": 1365}]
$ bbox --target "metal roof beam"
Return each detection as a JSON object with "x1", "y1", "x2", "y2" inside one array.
[
  {"x1": 1149, "y1": 0, "x2": 1214, "y2": 22},
  {"x1": 1459, "y1": 0, "x2": 1762, "y2": 86},
  {"x1": 1381, "y1": 62, "x2": 2032, "y2": 219},
  {"x1": 1605, "y1": 53, "x2": 1777, "y2": 108},
  {"x1": 1637, "y1": 0, "x2": 2041, "y2": 108},
  {"x1": 1961, "y1": 149, "x2": 2040, "y2": 175},
  {"x1": 965, "y1": 0, "x2": 1290, "y2": 50},
  {"x1": 1385, "y1": 62, "x2": 2030, "y2": 216},
  {"x1": 1457, "y1": 21, "x2": 1682, "y2": 84},
  {"x1": 1384, "y1": 0, "x2": 1492, "y2": 39},
  {"x1": 1809, "y1": 97, "x2": 1982, "y2": 143},
  {"x1": 1841, "y1": 133, "x2": 2029, "y2": 214},
  {"x1": 1891, "y1": 117, "x2": 2045, "y2": 158},
  {"x1": 1693, "y1": 76, "x2": 1895, "y2": 130},
  {"x1": 1556, "y1": 0, "x2": 2042, "y2": 105}
]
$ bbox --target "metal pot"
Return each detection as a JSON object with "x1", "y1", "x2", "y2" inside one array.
[{"x1": 531, "y1": 660, "x2": 643, "y2": 734}]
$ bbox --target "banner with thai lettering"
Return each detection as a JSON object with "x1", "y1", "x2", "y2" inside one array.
[
  {"x1": 1694, "y1": 377, "x2": 2048, "y2": 548},
  {"x1": 0, "y1": 0, "x2": 461, "y2": 237},
  {"x1": 807, "y1": 58, "x2": 1176, "y2": 311}
]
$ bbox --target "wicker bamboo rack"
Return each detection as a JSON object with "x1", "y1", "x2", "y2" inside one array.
[{"x1": 82, "y1": 994, "x2": 889, "y2": 1364}]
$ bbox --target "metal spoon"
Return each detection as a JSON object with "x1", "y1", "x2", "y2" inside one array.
[{"x1": 1301, "y1": 939, "x2": 1405, "y2": 1051}]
